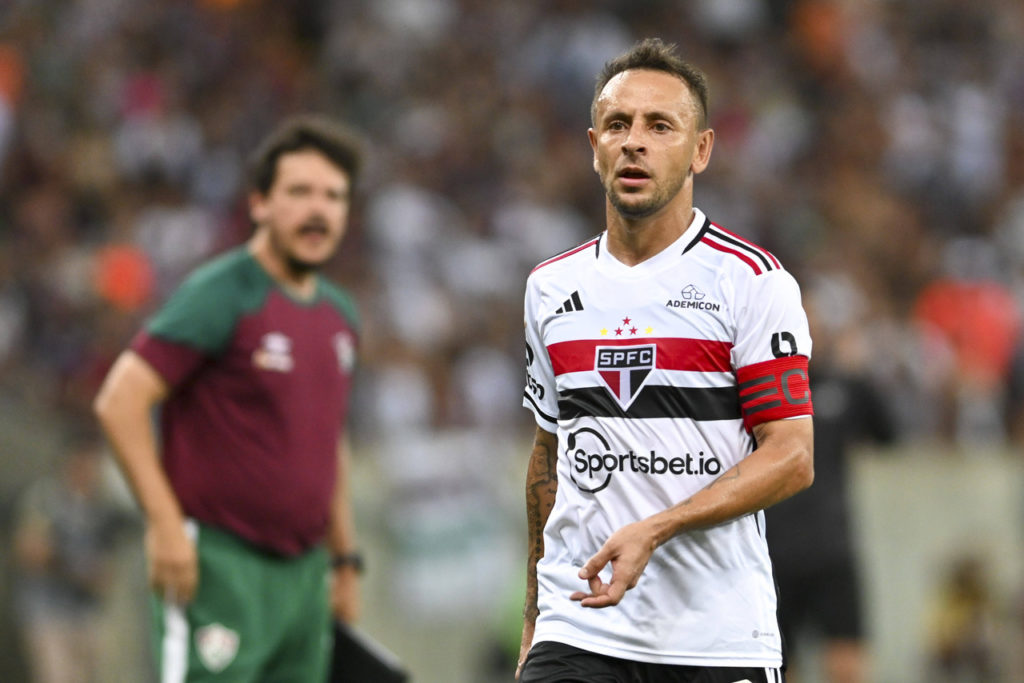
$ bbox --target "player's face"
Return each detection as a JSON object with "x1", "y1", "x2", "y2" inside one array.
[
  {"x1": 589, "y1": 69, "x2": 713, "y2": 220},
  {"x1": 250, "y1": 149, "x2": 351, "y2": 274}
]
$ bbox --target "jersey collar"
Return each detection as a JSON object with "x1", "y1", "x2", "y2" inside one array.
[{"x1": 596, "y1": 208, "x2": 707, "y2": 278}]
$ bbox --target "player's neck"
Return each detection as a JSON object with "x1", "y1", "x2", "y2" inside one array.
[
  {"x1": 605, "y1": 204, "x2": 695, "y2": 267},
  {"x1": 247, "y1": 235, "x2": 318, "y2": 300}
]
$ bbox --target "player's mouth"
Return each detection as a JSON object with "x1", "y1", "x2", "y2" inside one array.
[
  {"x1": 298, "y1": 220, "x2": 330, "y2": 239},
  {"x1": 617, "y1": 166, "x2": 651, "y2": 188}
]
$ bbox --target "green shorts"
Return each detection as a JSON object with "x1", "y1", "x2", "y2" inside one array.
[{"x1": 153, "y1": 521, "x2": 330, "y2": 682}]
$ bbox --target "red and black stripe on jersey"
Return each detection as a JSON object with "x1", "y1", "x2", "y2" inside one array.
[
  {"x1": 546, "y1": 337, "x2": 811, "y2": 427},
  {"x1": 547, "y1": 336, "x2": 741, "y2": 422},
  {"x1": 685, "y1": 216, "x2": 781, "y2": 275},
  {"x1": 557, "y1": 385, "x2": 740, "y2": 421},
  {"x1": 532, "y1": 235, "x2": 602, "y2": 273},
  {"x1": 547, "y1": 337, "x2": 731, "y2": 374}
]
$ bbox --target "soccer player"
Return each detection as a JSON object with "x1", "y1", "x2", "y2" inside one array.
[
  {"x1": 94, "y1": 116, "x2": 365, "y2": 682},
  {"x1": 518, "y1": 38, "x2": 815, "y2": 683}
]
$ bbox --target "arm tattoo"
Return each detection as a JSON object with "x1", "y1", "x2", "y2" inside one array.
[
  {"x1": 523, "y1": 430, "x2": 557, "y2": 621},
  {"x1": 706, "y1": 463, "x2": 741, "y2": 489},
  {"x1": 676, "y1": 463, "x2": 743, "y2": 509}
]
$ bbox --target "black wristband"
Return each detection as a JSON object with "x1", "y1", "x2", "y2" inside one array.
[{"x1": 331, "y1": 551, "x2": 365, "y2": 573}]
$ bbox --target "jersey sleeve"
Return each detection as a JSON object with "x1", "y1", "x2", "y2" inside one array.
[
  {"x1": 130, "y1": 268, "x2": 241, "y2": 387},
  {"x1": 522, "y1": 275, "x2": 559, "y2": 432},
  {"x1": 732, "y1": 269, "x2": 813, "y2": 431},
  {"x1": 146, "y1": 268, "x2": 240, "y2": 352}
]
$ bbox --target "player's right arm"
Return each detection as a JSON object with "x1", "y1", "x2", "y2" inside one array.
[
  {"x1": 517, "y1": 425, "x2": 558, "y2": 681},
  {"x1": 518, "y1": 268, "x2": 561, "y2": 679},
  {"x1": 93, "y1": 350, "x2": 197, "y2": 604}
]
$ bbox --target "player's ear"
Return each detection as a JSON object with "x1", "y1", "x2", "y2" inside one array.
[
  {"x1": 248, "y1": 191, "x2": 268, "y2": 225},
  {"x1": 690, "y1": 128, "x2": 714, "y2": 175},
  {"x1": 588, "y1": 128, "x2": 600, "y2": 175}
]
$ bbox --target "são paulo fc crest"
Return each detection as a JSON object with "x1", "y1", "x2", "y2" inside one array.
[
  {"x1": 195, "y1": 622, "x2": 239, "y2": 673},
  {"x1": 595, "y1": 344, "x2": 656, "y2": 410}
]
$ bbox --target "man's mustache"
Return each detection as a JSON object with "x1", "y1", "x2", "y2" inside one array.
[{"x1": 298, "y1": 218, "x2": 329, "y2": 235}]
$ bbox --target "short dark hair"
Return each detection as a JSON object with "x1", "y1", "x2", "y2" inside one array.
[
  {"x1": 591, "y1": 38, "x2": 710, "y2": 130},
  {"x1": 248, "y1": 115, "x2": 365, "y2": 194}
]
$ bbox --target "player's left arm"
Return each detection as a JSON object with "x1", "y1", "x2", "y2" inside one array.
[
  {"x1": 652, "y1": 415, "x2": 813, "y2": 534},
  {"x1": 327, "y1": 435, "x2": 361, "y2": 623},
  {"x1": 573, "y1": 416, "x2": 812, "y2": 608}
]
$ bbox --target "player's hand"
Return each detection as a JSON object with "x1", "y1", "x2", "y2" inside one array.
[
  {"x1": 571, "y1": 520, "x2": 656, "y2": 608},
  {"x1": 145, "y1": 520, "x2": 197, "y2": 604},
  {"x1": 330, "y1": 565, "x2": 361, "y2": 623}
]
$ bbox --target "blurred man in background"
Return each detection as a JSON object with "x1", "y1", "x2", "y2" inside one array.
[
  {"x1": 94, "y1": 116, "x2": 366, "y2": 682},
  {"x1": 925, "y1": 554, "x2": 1001, "y2": 682},
  {"x1": 766, "y1": 285, "x2": 897, "y2": 683},
  {"x1": 12, "y1": 429, "x2": 127, "y2": 683},
  {"x1": 518, "y1": 38, "x2": 814, "y2": 683}
]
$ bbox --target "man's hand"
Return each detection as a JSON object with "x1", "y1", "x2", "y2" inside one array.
[
  {"x1": 145, "y1": 520, "x2": 197, "y2": 604},
  {"x1": 330, "y1": 565, "x2": 360, "y2": 623},
  {"x1": 570, "y1": 520, "x2": 657, "y2": 608}
]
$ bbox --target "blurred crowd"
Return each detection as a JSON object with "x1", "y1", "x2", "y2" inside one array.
[
  {"x1": 1, "y1": 0, "x2": 1024, "y2": 449},
  {"x1": 4, "y1": 1, "x2": 1024, "y2": 680}
]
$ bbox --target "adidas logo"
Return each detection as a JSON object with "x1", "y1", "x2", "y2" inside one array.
[{"x1": 555, "y1": 291, "x2": 584, "y2": 314}]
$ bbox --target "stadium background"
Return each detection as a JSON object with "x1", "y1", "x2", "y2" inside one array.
[{"x1": 2, "y1": 0, "x2": 1024, "y2": 681}]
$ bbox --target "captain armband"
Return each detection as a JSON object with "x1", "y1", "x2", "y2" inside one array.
[{"x1": 736, "y1": 355, "x2": 813, "y2": 432}]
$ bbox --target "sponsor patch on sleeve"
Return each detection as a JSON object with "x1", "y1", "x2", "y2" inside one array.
[{"x1": 736, "y1": 356, "x2": 813, "y2": 431}]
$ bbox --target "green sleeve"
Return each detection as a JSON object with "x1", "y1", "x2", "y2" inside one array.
[{"x1": 147, "y1": 250, "x2": 266, "y2": 353}]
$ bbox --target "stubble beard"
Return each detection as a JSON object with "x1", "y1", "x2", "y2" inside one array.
[
  {"x1": 268, "y1": 225, "x2": 329, "y2": 277},
  {"x1": 606, "y1": 172, "x2": 687, "y2": 220},
  {"x1": 609, "y1": 191, "x2": 664, "y2": 219},
  {"x1": 284, "y1": 254, "x2": 320, "y2": 276}
]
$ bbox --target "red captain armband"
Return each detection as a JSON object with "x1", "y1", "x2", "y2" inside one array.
[{"x1": 736, "y1": 355, "x2": 813, "y2": 432}]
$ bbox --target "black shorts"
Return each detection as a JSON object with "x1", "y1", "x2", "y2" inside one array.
[
  {"x1": 520, "y1": 641, "x2": 784, "y2": 683},
  {"x1": 775, "y1": 559, "x2": 863, "y2": 650}
]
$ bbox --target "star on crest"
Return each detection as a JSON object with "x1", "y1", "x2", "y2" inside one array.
[{"x1": 600, "y1": 315, "x2": 653, "y2": 337}]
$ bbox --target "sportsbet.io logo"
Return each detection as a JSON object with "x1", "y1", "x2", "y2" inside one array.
[{"x1": 567, "y1": 427, "x2": 722, "y2": 493}]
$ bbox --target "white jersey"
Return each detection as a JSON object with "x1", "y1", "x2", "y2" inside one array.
[{"x1": 522, "y1": 208, "x2": 813, "y2": 667}]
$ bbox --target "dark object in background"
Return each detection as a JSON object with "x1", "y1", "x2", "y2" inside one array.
[{"x1": 330, "y1": 621, "x2": 409, "y2": 683}]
